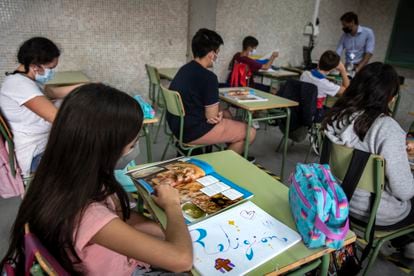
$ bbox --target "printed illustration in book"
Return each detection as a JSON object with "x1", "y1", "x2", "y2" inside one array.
[
  {"x1": 189, "y1": 201, "x2": 302, "y2": 275},
  {"x1": 219, "y1": 88, "x2": 268, "y2": 103},
  {"x1": 127, "y1": 158, "x2": 253, "y2": 224}
]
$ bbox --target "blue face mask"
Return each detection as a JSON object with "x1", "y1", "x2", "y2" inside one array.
[{"x1": 35, "y1": 68, "x2": 55, "y2": 84}]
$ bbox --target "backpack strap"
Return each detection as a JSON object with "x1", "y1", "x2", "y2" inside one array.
[
  {"x1": 320, "y1": 138, "x2": 370, "y2": 200},
  {"x1": 319, "y1": 137, "x2": 332, "y2": 164},
  {"x1": 341, "y1": 149, "x2": 370, "y2": 200}
]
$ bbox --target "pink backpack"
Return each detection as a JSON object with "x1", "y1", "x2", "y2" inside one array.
[{"x1": 0, "y1": 115, "x2": 24, "y2": 198}]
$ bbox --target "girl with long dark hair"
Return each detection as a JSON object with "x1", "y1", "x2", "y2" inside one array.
[
  {"x1": 323, "y1": 62, "x2": 414, "y2": 257},
  {"x1": 0, "y1": 37, "x2": 83, "y2": 177},
  {"x1": 2, "y1": 84, "x2": 192, "y2": 274}
]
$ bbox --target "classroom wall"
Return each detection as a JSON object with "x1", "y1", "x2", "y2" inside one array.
[
  {"x1": 187, "y1": 0, "x2": 217, "y2": 61},
  {"x1": 0, "y1": 0, "x2": 188, "y2": 96},
  {"x1": 214, "y1": 0, "x2": 400, "y2": 82},
  {"x1": 214, "y1": 0, "x2": 314, "y2": 81}
]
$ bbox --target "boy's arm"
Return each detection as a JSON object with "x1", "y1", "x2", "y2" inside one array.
[
  {"x1": 205, "y1": 103, "x2": 222, "y2": 124},
  {"x1": 261, "y1": 52, "x2": 279, "y2": 70},
  {"x1": 336, "y1": 62, "x2": 350, "y2": 95}
]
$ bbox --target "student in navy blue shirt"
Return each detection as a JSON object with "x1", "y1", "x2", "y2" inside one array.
[{"x1": 166, "y1": 28, "x2": 256, "y2": 155}]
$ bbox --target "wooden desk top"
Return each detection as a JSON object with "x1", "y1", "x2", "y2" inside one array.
[
  {"x1": 257, "y1": 69, "x2": 299, "y2": 79},
  {"x1": 157, "y1": 67, "x2": 178, "y2": 81},
  {"x1": 282, "y1": 66, "x2": 340, "y2": 83},
  {"x1": 143, "y1": 117, "x2": 159, "y2": 125},
  {"x1": 45, "y1": 71, "x2": 90, "y2": 86},
  {"x1": 219, "y1": 87, "x2": 298, "y2": 111},
  {"x1": 131, "y1": 151, "x2": 356, "y2": 275}
]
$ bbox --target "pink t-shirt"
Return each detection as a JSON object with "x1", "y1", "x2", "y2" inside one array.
[{"x1": 74, "y1": 198, "x2": 146, "y2": 275}]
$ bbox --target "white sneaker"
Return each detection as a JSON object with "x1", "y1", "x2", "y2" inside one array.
[
  {"x1": 380, "y1": 240, "x2": 399, "y2": 256},
  {"x1": 252, "y1": 121, "x2": 260, "y2": 129},
  {"x1": 404, "y1": 242, "x2": 414, "y2": 259}
]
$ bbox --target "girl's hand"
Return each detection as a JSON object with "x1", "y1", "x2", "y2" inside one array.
[{"x1": 152, "y1": 183, "x2": 180, "y2": 210}]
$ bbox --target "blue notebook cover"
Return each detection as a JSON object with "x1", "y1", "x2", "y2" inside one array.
[{"x1": 128, "y1": 157, "x2": 253, "y2": 224}]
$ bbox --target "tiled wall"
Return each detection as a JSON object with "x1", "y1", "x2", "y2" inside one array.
[
  {"x1": 214, "y1": 0, "x2": 314, "y2": 81},
  {"x1": 214, "y1": 0, "x2": 400, "y2": 82},
  {"x1": 0, "y1": 0, "x2": 189, "y2": 97}
]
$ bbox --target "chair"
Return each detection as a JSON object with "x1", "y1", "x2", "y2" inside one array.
[
  {"x1": 160, "y1": 85, "x2": 223, "y2": 159},
  {"x1": 321, "y1": 140, "x2": 414, "y2": 275},
  {"x1": 275, "y1": 79, "x2": 317, "y2": 152},
  {"x1": 145, "y1": 64, "x2": 165, "y2": 143},
  {"x1": 2, "y1": 224, "x2": 69, "y2": 275}
]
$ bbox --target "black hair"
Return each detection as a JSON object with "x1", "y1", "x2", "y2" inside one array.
[
  {"x1": 340, "y1": 11, "x2": 359, "y2": 25},
  {"x1": 322, "y1": 62, "x2": 399, "y2": 141},
  {"x1": 191, "y1": 28, "x2": 223, "y2": 58},
  {"x1": 2, "y1": 83, "x2": 143, "y2": 274},
  {"x1": 242, "y1": 36, "x2": 259, "y2": 50},
  {"x1": 6, "y1": 37, "x2": 60, "y2": 76},
  {"x1": 319, "y1": 50, "x2": 340, "y2": 71}
]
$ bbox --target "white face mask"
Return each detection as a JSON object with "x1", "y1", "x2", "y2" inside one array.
[
  {"x1": 115, "y1": 143, "x2": 140, "y2": 170},
  {"x1": 249, "y1": 49, "x2": 257, "y2": 56},
  {"x1": 210, "y1": 52, "x2": 218, "y2": 68}
]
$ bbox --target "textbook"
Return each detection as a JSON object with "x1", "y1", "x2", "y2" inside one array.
[
  {"x1": 127, "y1": 157, "x2": 253, "y2": 224},
  {"x1": 189, "y1": 201, "x2": 302, "y2": 275},
  {"x1": 219, "y1": 88, "x2": 268, "y2": 103}
]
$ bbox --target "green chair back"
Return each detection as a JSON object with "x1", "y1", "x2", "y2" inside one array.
[
  {"x1": 145, "y1": 64, "x2": 162, "y2": 105},
  {"x1": 159, "y1": 85, "x2": 186, "y2": 145},
  {"x1": 160, "y1": 85, "x2": 184, "y2": 117},
  {"x1": 145, "y1": 64, "x2": 161, "y2": 86},
  {"x1": 326, "y1": 143, "x2": 385, "y2": 240},
  {"x1": 328, "y1": 143, "x2": 385, "y2": 194}
]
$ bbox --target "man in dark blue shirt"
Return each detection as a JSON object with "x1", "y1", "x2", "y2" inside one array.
[{"x1": 167, "y1": 28, "x2": 255, "y2": 155}]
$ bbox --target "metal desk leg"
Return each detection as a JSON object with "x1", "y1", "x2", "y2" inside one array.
[
  {"x1": 143, "y1": 125, "x2": 152, "y2": 163},
  {"x1": 281, "y1": 108, "x2": 291, "y2": 180},
  {"x1": 243, "y1": 111, "x2": 253, "y2": 159},
  {"x1": 319, "y1": 254, "x2": 330, "y2": 276}
]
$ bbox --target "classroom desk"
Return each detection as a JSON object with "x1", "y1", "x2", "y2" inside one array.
[
  {"x1": 256, "y1": 68, "x2": 299, "y2": 79},
  {"x1": 132, "y1": 150, "x2": 356, "y2": 275},
  {"x1": 282, "y1": 66, "x2": 340, "y2": 83},
  {"x1": 156, "y1": 67, "x2": 298, "y2": 178},
  {"x1": 219, "y1": 88, "x2": 298, "y2": 179},
  {"x1": 45, "y1": 71, "x2": 90, "y2": 86},
  {"x1": 157, "y1": 67, "x2": 178, "y2": 81},
  {"x1": 46, "y1": 71, "x2": 156, "y2": 162},
  {"x1": 255, "y1": 69, "x2": 299, "y2": 91},
  {"x1": 142, "y1": 118, "x2": 159, "y2": 162}
]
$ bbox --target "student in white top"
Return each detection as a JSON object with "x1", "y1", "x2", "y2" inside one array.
[
  {"x1": 300, "y1": 50, "x2": 350, "y2": 122},
  {"x1": 0, "y1": 37, "x2": 83, "y2": 177}
]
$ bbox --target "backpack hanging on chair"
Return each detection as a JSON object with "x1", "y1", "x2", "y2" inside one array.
[
  {"x1": 0, "y1": 114, "x2": 24, "y2": 198},
  {"x1": 230, "y1": 62, "x2": 252, "y2": 87},
  {"x1": 288, "y1": 163, "x2": 350, "y2": 250}
]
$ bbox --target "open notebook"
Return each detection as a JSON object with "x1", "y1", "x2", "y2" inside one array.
[{"x1": 189, "y1": 201, "x2": 301, "y2": 275}]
